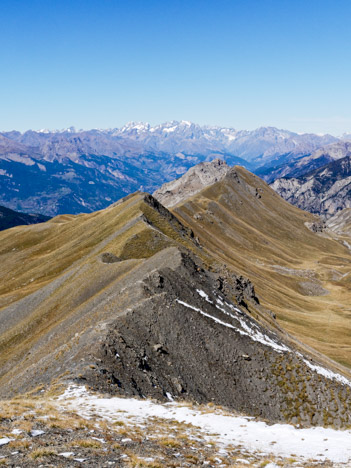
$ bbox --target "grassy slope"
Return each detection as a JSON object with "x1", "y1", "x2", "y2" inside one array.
[
  {"x1": 1, "y1": 168, "x2": 351, "y2": 394},
  {"x1": 173, "y1": 167, "x2": 351, "y2": 371},
  {"x1": 0, "y1": 192, "x2": 202, "y2": 394}
]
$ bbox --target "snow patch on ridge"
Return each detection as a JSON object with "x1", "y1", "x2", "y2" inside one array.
[
  {"x1": 58, "y1": 384, "x2": 351, "y2": 464},
  {"x1": 296, "y1": 353, "x2": 351, "y2": 388},
  {"x1": 193, "y1": 289, "x2": 351, "y2": 385},
  {"x1": 177, "y1": 297, "x2": 289, "y2": 353}
]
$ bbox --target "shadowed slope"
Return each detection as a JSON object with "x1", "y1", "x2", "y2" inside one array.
[{"x1": 0, "y1": 204, "x2": 50, "y2": 231}]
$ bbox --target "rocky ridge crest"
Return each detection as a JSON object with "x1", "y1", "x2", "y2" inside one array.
[{"x1": 153, "y1": 158, "x2": 230, "y2": 207}]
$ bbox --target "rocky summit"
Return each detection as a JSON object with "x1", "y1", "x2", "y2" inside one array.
[
  {"x1": 153, "y1": 158, "x2": 230, "y2": 207},
  {"x1": 1, "y1": 164, "x2": 351, "y2": 431}
]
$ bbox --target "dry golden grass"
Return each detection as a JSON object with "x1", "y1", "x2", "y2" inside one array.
[
  {"x1": 73, "y1": 438, "x2": 103, "y2": 449},
  {"x1": 158, "y1": 437, "x2": 182, "y2": 449},
  {"x1": 29, "y1": 447, "x2": 57, "y2": 459},
  {"x1": 126, "y1": 453, "x2": 164, "y2": 468},
  {"x1": 8, "y1": 439, "x2": 30, "y2": 449},
  {"x1": 174, "y1": 167, "x2": 351, "y2": 373}
]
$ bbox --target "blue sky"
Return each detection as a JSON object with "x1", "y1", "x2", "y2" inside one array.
[{"x1": 1, "y1": 0, "x2": 351, "y2": 134}]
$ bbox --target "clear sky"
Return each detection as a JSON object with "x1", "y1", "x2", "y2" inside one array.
[{"x1": 1, "y1": 0, "x2": 351, "y2": 135}]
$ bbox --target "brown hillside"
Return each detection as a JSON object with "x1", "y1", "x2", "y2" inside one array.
[{"x1": 172, "y1": 166, "x2": 351, "y2": 370}]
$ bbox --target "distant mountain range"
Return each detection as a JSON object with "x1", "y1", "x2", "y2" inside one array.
[
  {"x1": 0, "y1": 121, "x2": 339, "y2": 216},
  {"x1": 258, "y1": 140, "x2": 351, "y2": 183}
]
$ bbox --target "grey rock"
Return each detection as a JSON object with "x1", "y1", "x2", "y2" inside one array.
[
  {"x1": 153, "y1": 159, "x2": 230, "y2": 207},
  {"x1": 271, "y1": 154, "x2": 351, "y2": 218}
]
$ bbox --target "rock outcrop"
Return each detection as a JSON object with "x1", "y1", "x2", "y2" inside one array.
[
  {"x1": 153, "y1": 158, "x2": 230, "y2": 207},
  {"x1": 271, "y1": 155, "x2": 351, "y2": 218}
]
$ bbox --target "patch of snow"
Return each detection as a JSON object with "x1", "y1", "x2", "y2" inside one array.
[
  {"x1": 163, "y1": 126, "x2": 177, "y2": 133},
  {"x1": 176, "y1": 299, "x2": 237, "y2": 331},
  {"x1": 59, "y1": 452, "x2": 75, "y2": 458},
  {"x1": 216, "y1": 297, "x2": 224, "y2": 306},
  {"x1": 92, "y1": 436, "x2": 105, "y2": 443},
  {"x1": 302, "y1": 358, "x2": 351, "y2": 388},
  {"x1": 59, "y1": 386, "x2": 351, "y2": 464},
  {"x1": 196, "y1": 289, "x2": 213, "y2": 303},
  {"x1": 30, "y1": 429, "x2": 45, "y2": 437},
  {"x1": 0, "y1": 437, "x2": 12, "y2": 446},
  {"x1": 11, "y1": 429, "x2": 22, "y2": 435},
  {"x1": 176, "y1": 299, "x2": 290, "y2": 353},
  {"x1": 166, "y1": 392, "x2": 174, "y2": 401},
  {"x1": 57, "y1": 385, "x2": 87, "y2": 400}
]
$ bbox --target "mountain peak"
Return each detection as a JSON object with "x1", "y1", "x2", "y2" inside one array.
[{"x1": 153, "y1": 158, "x2": 230, "y2": 208}]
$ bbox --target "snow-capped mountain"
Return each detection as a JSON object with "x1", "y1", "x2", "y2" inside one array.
[
  {"x1": 105, "y1": 121, "x2": 338, "y2": 163},
  {"x1": 0, "y1": 121, "x2": 341, "y2": 215},
  {"x1": 2, "y1": 121, "x2": 338, "y2": 164}
]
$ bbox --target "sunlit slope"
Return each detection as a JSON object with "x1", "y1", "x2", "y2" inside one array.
[
  {"x1": 0, "y1": 192, "x2": 198, "y2": 394},
  {"x1": 173, "y1": 167, "x2": 351, "y2": 369}
]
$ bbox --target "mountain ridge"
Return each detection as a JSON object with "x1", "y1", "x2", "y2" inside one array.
[{"x1": 1, "y1": 166, "x2": 351, "y2": 428}]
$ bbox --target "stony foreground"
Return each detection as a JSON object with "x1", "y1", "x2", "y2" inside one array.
[{"x1": 0, "y1": 385, "x2": 350, "y2": 467}]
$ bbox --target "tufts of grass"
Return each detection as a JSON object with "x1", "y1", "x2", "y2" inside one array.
[
  {"x1": 159, "y1": 437, "x2": 182, "y2": 449},
  {"x1": 30, "y1": 447, "x2": 57, "y2": 459},
  {"x1": 73, "y1": 438, "x2": 103, "y2": 449}
]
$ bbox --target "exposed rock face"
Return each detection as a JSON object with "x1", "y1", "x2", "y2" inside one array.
[
  {"x1": 215, "y1": 270, "x2": 260, "y2": 308},
  {"x1": 304, "y1": 220, "x2": 326, "y2": 233},
  {"x1": 153, "y1": 159, "x2": 230, "y2": 207},
  {"x1": 84, "y1": 249, "x2": 351, "y2": 427},
  {"x1": 327, "y1": 208, "x2": 351, "y2": 236},
  {"x1": 271, "y1": 155, "x2": 351, "y2": 218}
]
